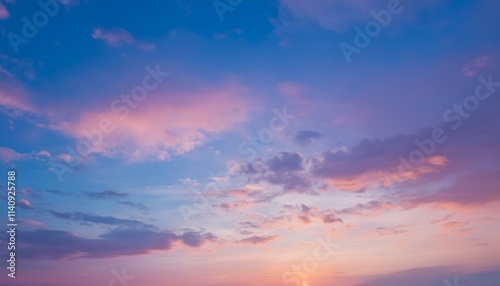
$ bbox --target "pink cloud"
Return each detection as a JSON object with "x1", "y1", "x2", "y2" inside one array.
[
  {"x1": 277, "y1": 81, "x2": 312, "y2": 106},
  {"x1": 0, "y1": 2, "x2": 9, "y2": 19},
  {"x1": 374, "y1": 225, "x2": 412, "y2": 236},
  {"x1": 92, "y1": 27, "x2": 136, "y2": 46},
  {"x1": 278, "y1": 81, "x2": 302, "y2": 97},
  {"x1": 19, "y1": 219, "x2": 47, "y2": 228},
  {"x1": 440, "y1": 221, "x2": 469, "y2": 230},
  {"x1": 37, "y1": 150, "x2": 51, "y2": 158},
  {"x1": 0, "y1": 89, "x2": 36, "y2": 114},
  {"x1": 325, "y1": 155, "x2": 448, "y2": 192},
  {"x1": 274, "y1": 204, "x2": 344, "y2": 227},
  {"x1": 91, "y1": 27, "x2": 155, "y2": 50},
  {"x1": 462, "y1": 55, "x2": 491, "y2": 77},
  {"x1": 236, "y1": 235, "x2": 279, "y2": 245},
  {"x1": 321, "y1": 212, "x2": 343, "y2": 223},
  {"x1": 337, "y1": 200, "x2": 400, "y2": 217},
  {"x1": 57, "y1": 153, "x2": 74, "y2": 162},
  {"x1": 19, "y1": 198, "x2": 31, "y2": 208},
  {"x1": 0, "y1": 147, "x2": 28, "y2": 162},
  {"x1": 408, "y1": 171, "x2": 500, "y2": 207},
  {"x1": 61, "y1": 82, "x2": 251, "y2": 162}
]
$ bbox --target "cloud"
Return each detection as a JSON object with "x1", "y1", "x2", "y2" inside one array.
[
  {"x1": 374, "y1": 225, "x2": 412, "y2": 236},
  {"x1": 320, "y1": 212, "x2": 343, "y2": 224},
  {"x1": 42, "y1": 189, "x2": 130, "y2": 201},
  {"x1": 50, "y1": 211, "x2": 154, "y2": 229},
  {"x1": 16, "y1": 228, "x2": 217, "y2": 260},
  {"x1": 0, "y1": 53, "x2": 37, "y2": 80},
  {"x1": 0, "y1": 2, "x2": 9, "y2": 19},
  {"x1": 179, "y1": 230, "x2": 218, "y2": 247},
  {"x1": 283, "y1": 203, "x2": 313, "y2": 223},
  {"x1": 91, "y1": 27, "x2": 135, "y2": 46},
  {"x1": 337, "y1": 200, "x2": 399, "y2": 216},
  {"x1": 91, "y1": 27, "x2": 155, "y2": 50},
  {"x1": 61, "y1": 81, "x2": 250, "y2": 162},
  {"x1": 310, "y1": 133, "x2": 449, "y2": 191},
  {"x1": 408, "y1": 171, "x2": 500, "y2": 207},
  {"x1": 440, "y1": 221, "x2": 469, "y2": 230},
  {"x1": 18, "y1": 219, "x2": 46, "y2": 228},
  {"x1": 119, "y1": 201, "x2": 150, "y2": 212},
  {"x1": 239, "y1": 152, "x2": 312, "y2": 192},
  {"x1": 277, "y1": 81, "x2": 312, "y2": 106},
  {"x1": 205, "y1": 189, "x2": 261, "y2": 199},
  {"x1": 0, "y1": 147, "x2": 29, "y2": 162},
  {"x1": 2, "y1": 74, "x2": 252, "y2": 164},
  {"x1": 0, "y1": 147, "x2": 55, "y2": 164},
  {"x1": 235, "y1": 204, "x2": 339, "y2": 231},
  {"x1": 275, "y1": 0, "x2": 377, "y2": 32},
  {"x1": 138, "y1": 42, "x2": 156, "y2": 50},
  {"x1": 236, "y1": 235, "x2": 279, "y2": 245},
  {"x1": 462, "y1": 55, "x2": 491, "y2": 77},
  {"x1": 36, "y1": 150, "x2": 51, "y2": 158},
  {"x1": 0, "y1": 89, "x2": 36, "y2": 115},
  {"x1": 19, "y1": 199, "x2": 31, "y2": 209},
  {"x1": 84, "y1": 190, "x2": 129, "y2": 200},
  {"x1": 213, "y1": 200, "x2": 250, "y2": 211},
  {"x1": 19, "y1": 188, "x2": 41, "y2": 199},
  {"x1": 294, "y1": 130, "x2": 324, "y2": 146},
  {"x1": 238, "y1": 221, "x2": 260, "y2": 229},
  {"x1": 284, "y1": 204, "x2": 344, "y2": 225},
  {"x1": 275, "y1": 0, "x2": 446, "y2": 33},
  {"x1": 242, "y1": 102, "x2": 499, "y2": 200},
  {"x1": 43, "y1": 188, "x2": 78, "y2": 198},
  {"x1": 60, "y1": 0, "x2": 80, "y2": 6},
  {"x1": 278, "y1": 82, "x2": 302, "y2": 97}
]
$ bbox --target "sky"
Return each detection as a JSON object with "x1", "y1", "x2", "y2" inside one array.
[{"x1": 0, "y1": 0, "x2": 499, "y2": 285}]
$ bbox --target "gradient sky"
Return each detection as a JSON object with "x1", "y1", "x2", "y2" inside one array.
[{"x1": 1, "y1": 0, "x2": 500, "y2": 285}]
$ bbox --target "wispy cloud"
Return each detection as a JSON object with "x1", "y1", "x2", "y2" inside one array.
[
  {"x1": 462, "y1": 55, "x2": 491, "y2": 77},
  {"x1": 91, "y1": 27, "x2": 156, "y2": 50},
  {"x1": 50, "y1": 211, "x2": 154, "y2": 229},
  {"x1": 294, "y1": 130, "x2": 324, "y2": 146},
  {"x1": 0, "y1": 2, "x2": 9, "y2": 19},
  {"x1": 91, "y1": 27, "x2": 136, "y2": 46},
  {"x1": 61, "y1": 81, "x2": 251, "y2": 162},
  {"x1": 0, "y1": 147, "x2": 29, "y2": 162},
  {"x1": 236, "y1": 235, "x2": 279, "y2": 245},
  {"x1": 84, "y1": 190, "x2": 129, "y2": 200}
]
